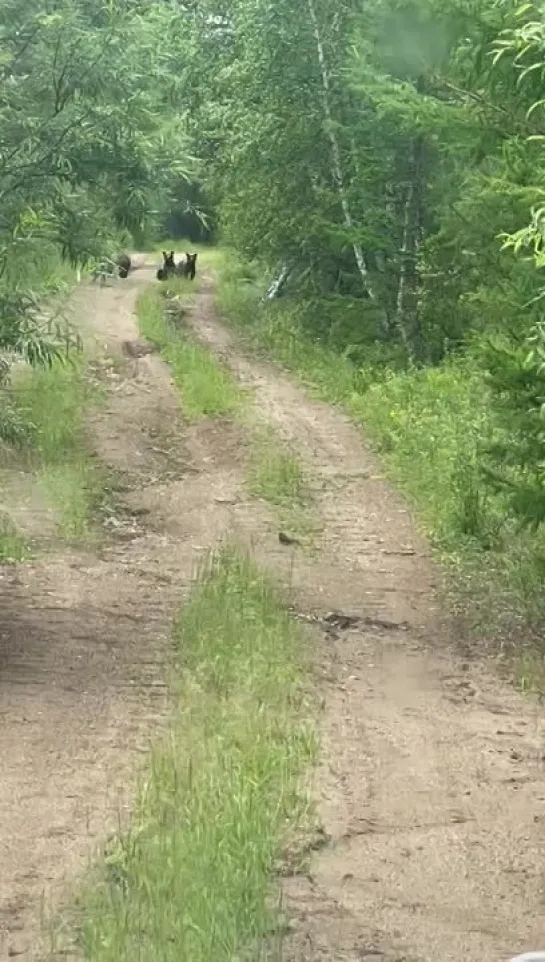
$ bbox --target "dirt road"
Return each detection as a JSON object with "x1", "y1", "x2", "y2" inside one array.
[{"x1": 1, "y1": 257, "x2": 545, "y2": 961}]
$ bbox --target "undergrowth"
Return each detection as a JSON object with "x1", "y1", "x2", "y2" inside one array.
[
  {"x1": 0, "y1": 511, "x2": 28, "y2": 563},
  {"x1": 137, "y1": 283, "x2": 243, "y2": 419},
  {"x1": 213, "y1": 249, "x2": 545, "y2": 647},
  {"x1": 0, "y1": 245, "x2": 100, "y2": 553},
  {"x1": 76, "y1": 546, "x2": 316, "y2": 962},
  {"x1": 9, "y1": 357, "x2": 105, "y2": 540}
]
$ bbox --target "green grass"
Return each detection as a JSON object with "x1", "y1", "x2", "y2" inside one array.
[
  {"x1": 212, "y1": 248, "x2": 545, "y2": 647},
  {"x1": 0, "y1": 236, "x2": 105, "y2": 551},
  {"x1": 137, "y1": 286, "x2": 243, "y2": 420},
  {"x1": 348, "y1": 362, "x2": 499, "y2": 550},
  {"x1": 76, "y1": 546, "x2": 316, "y2": 962},
  {"x1": 249, "y1": 443, "x2": 307, "y2": 505},
  {"x1": 10, "y1": 358, "x2": 104, "y2": 541},
  {"x1": 39, "y1": 461, "x2": 102, "y2": 539},
  {"x1": 0, "y1": 512, "x2": 28, "y2": 563},
  {"x1": 216, "y1": 260, "x2": 355, "y2": 404},
  {"x1": 247, "y1": 429, "x2": 319, "y2": 547}
]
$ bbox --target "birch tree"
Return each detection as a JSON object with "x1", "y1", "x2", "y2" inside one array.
[{"x1": 306, "y1": 0, "x2": 375, "y2": 301}]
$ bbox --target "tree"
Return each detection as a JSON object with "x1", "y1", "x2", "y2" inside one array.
[{"x1": 0, "y1": 0, "x2": 192, "y2": 373}]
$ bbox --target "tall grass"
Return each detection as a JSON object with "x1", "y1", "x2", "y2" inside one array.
[
  {"x1": 78, "y1": 547, "x2": 316, "y2": 962},
  {"x1": 213, "y1": 249, "x2": 545, "y2": 642},
  {"x1": 9, "y1": 358, "x2": 104, "y2": 540},
  {"x1": 349, "y1": 362, "x2": 499, "y2": 549},
  {"x1": 137, "y1": 285, "x2": 243, "y2": 419},
  {"x1": 0, "y1": 239, "x2": 100, "y2": 552}
]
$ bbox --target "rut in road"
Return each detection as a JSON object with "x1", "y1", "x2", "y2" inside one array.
[{"x1": 186, "y1": 275, "x2": 545, "y2": 962}]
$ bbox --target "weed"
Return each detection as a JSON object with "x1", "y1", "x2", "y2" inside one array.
[
  {"x1": 10, "y1": 358, "x2": 104, "y2": 540},
  {"x1": 0, "y1": 512, "x2": 28, "y2": 562},
  {"x1": 248, "y1": 440, "x2": 307, "y2": 507},
  {"x1": 216, "y1": 263, "x2": 355, "y2": 404},
  {"x1": 247, "y1": 430, "x2": 319, "y2": 546},
  {"x1": 40, "y1": 461, "x2": 103, "y2": 539},
  {"x1": 77, "y1": 546, "x2": 316, "y2": 962},
  {"x1": 348, "y1": 362, "x2": 500, "y2": 549}
]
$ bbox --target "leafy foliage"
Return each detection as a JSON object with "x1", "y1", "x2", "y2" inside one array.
[
  {"x1": 0, "y1": 0, "x2": 193, "y2": 381},
  {"x1": 170, "y1": 0, "x2": 545, "y2": 544}
]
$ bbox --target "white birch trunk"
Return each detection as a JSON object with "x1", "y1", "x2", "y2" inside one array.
[
  {"x1": 306, "y1": 0, "x2": 374, "y2": 300},
  {"x1": 263, "y1": 263, "x2": 291, "y2": 301},
  {"x1": 394, "y1": 137, "x2": 424, "y2": 358},
  {"x1": 395, "y1": 177, "x2": 414, "y2": 349}
]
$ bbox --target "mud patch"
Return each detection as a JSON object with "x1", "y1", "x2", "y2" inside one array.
[{"x1": 184, "y1": 416, "x2": 250, "y2": 473}]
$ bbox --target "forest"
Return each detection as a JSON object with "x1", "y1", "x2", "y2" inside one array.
[{"x1": 3, "y1": 0, "x2": 545, "y2": 637}]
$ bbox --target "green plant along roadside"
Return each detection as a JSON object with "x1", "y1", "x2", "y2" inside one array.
[
  {"x1": 16, "y1": 358, "x2": 105, "y2": 539},
  {"x1": 0, "y1": 355, "x2": 105, "y2": 559}
]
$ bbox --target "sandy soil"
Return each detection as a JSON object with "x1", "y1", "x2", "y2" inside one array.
[
  {"x1": 1, "y1": 259, "x2": 545, "y2": 962},
  {"x1": 188, "y1": 278, "x2": 545, "y2": 962}
]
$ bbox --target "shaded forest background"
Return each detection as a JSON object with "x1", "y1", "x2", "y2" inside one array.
[{"x1": 3, "y1": 0, "x2": 545, "y2": 641}]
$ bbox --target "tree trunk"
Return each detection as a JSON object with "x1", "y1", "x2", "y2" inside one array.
[
  {"x1": 306, "y1": 0, "x2": 375, "y2": 302},
  {"x1": 394, "y1": 135, "x2": 426, "y2": 359},
  {"x1": 263, "y1": 263, "x2": 291, "y2": 301}
]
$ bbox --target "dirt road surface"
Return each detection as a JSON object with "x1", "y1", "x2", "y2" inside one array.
[
  {"x1": 189, "y1": 278, "x2": 545, "y2": 962},
  {"x1": 1, "y1": 257, "x2": 545, "y2": 961}
]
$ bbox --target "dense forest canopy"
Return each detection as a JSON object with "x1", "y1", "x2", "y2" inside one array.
[
  {"x1": 181, "y1": 0, "x2": 545, "y2": 354},
  {"x1": 178, "y1": 0, "x2": 545, "y2": 532},
  {"x1": 3, "y1": 0, "x2": 545, "y2": 531}
]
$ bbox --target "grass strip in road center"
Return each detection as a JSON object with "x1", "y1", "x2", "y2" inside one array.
[
  {"x1": 78, "y1": 546, "x2": 316, "y2": 962},
  {"x1": 137, "y1": 284, "x2": 243, "y2": 420}
]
